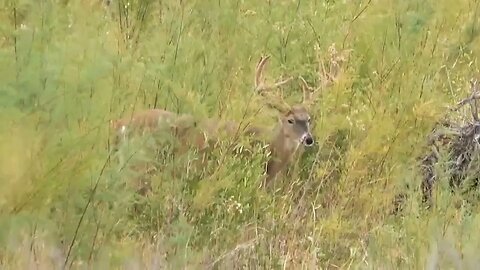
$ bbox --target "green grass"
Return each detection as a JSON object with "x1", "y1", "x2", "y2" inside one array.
[{"x1": 1, "y1": 0, "x2": 480, "y2": 269}]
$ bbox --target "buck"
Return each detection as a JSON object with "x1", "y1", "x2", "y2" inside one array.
[
  {"x1": 256, "y1": 43, "x2": 350, "y2": 186},
  {"x1": 110, "y1": 46, "x2": 346, "y2": 191},
  {"x1": 252, "y1": 55, "x2": 320, "y2": 187}
]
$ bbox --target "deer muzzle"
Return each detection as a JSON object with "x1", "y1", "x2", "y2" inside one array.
[{"x1": 301, "y1": 133, "x2": 314, "y2": 146}]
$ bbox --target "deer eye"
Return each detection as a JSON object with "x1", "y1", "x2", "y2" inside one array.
[
  {"x1": 287, "y1": 119, "x2": 294, "y2": 124},
  {"x1": 307, "y1": 118, "x2": 311, "y2": 123}
]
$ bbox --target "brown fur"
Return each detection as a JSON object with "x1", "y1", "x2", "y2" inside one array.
[
  {"x1": 253, "y1": 56, "x2": 315, "y2": 188},
  {"x1": 110, "y1": 49, "x2": 347, "y2": 194},
  {"x1": 264, "y1": 105, "x2": 313, "y2": 187}
]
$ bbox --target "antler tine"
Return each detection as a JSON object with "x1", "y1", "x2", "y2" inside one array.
[
  {"x1": 299, "y1": 74, "x2": 327, "y2": 108},
  {"x1": 299, "y1": 76, "x2": 314, "y2": 104},
  {"x1": 255, "y1": 55, "x2": 270, "y2": 91},
  {"x1": 253, "y1": 55, "x2": 293, "y2": 113},
  {"x1": 254, "y1": 55, "x2": 294, "y2": 92},
  {"x1": 300, "y1": 44, "x2": 348, "y2": 107}
]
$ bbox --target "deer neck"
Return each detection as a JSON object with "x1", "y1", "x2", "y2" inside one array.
[
  {"x1": 263, "y1": 125, "x2": 302, "y2": 184},
  {"x1": 270, "y1": 125, "x2": 301, "y2": 164}
]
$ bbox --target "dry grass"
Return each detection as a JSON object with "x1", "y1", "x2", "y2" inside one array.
[{"x1": 2, "y1": 0, "x2": 480, "y2": 269}]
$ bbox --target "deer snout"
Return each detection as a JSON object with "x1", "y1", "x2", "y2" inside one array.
[{"x1": 301, "y1": 133, "x2": 314, "y2": 146}]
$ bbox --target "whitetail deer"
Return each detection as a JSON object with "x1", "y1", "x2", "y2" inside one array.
[
  {"x1": 253, "y1": 56, "x2": 316, "y2": 187},
  {"x1": 254, "y1": 44, "x2": 349, "y2": 187},
  {"x1": 110, "y1": 45, "x2": 347, "y2": 191}
]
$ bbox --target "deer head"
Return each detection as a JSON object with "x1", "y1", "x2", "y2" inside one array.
[{"x1": 254, "y1": 55, "x2": 316, "y2": 147}]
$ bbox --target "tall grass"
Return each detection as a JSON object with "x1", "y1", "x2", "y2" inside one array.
[{"x1": 1, "y1": 0, "x2": 480, "y2": 268}]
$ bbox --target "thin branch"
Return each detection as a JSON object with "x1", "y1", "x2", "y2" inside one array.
[
  {"x1": 63, "y1": 153, "x2": 112, "y2": 269},
  {"x1": 470, "y1": 79, "x2": 479, "y2": 121},
  {"x1": 342, "y1": 0, "x2": 373, "y2": 49},
  {"x1": 451, "y1": 79, "x2": 480, "y2": 122}
]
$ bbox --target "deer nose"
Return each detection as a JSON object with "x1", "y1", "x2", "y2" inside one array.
[{"x1": 302, "y1": 134, "x2": 314, "y2": 146}]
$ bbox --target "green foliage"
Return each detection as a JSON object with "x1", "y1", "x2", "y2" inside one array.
[{"x1": 2, "y1": 0, "x2": 480, "y2": 268}]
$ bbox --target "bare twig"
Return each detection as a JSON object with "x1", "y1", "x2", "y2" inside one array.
[
  {"x1": 418, "y1": 77, "x2": 480, "y2": 207},
  {"x1": 469, "y1": 79, "x2": 479, "y2": 121},
  {"x1": 451, "y1": 79, "x2": 480, "y2": 119}
]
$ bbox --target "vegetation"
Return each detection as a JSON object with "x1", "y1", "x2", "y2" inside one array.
[{"x1": 1, "y1": 0, "x2": 480, "y2": 268}]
